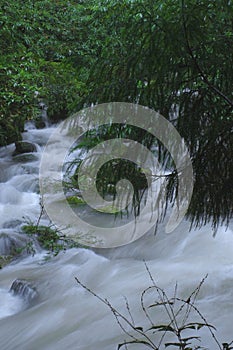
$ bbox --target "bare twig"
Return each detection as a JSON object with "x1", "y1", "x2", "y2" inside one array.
[
  {"x1": 144, "y1": 261, "x2": 179, "y2": 332},
  {"x1": 36, "y1": 196, "x2": 45, "y2": 228},
  {"x1": 75, "y1": 276, "x2": 158, "y2": 349},
  {"x1": 123, "y1": 296, "x2": 135, "y2": 327},
  {"x1": 75, "y1": 267, "x2": 227, "y2": 350},
  {"x1": 176, "y1": 297, "x2": 222, "y2": 350}
]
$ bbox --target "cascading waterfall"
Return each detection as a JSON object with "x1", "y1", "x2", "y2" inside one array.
[{"x1": 0, "y1": 122, "x2": 232, "y2": 350}]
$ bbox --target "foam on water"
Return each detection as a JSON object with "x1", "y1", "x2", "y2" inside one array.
[{"x1": 0, "y1": 288, "x2": 24, "y2": 320}]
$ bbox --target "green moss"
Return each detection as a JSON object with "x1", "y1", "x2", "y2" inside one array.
[
  {"x1": 97, "y1": 204, "x2": 122, "y2": 214},
  {"x1": 0, "y1": 255, "x2": 14, "y2": 269},
  {"x1": 66, "y1": 196, "x2": 86, "y2": 205}
]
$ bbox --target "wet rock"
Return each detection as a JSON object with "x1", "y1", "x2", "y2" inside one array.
[
  {"x1": 35, "y1": 118, "x2": 46, "y2": 129},
  {"x1": 12, "y1": 153, "x2": 38, "y2": 163},
  {"x1": 0, "y1": 233, "x2": 19, "y2": 256},
  {"x1": 0, "y1": 232, "x2": 30, "y2": 256},
  {"x1": 0, "y1": 255, "x2": 13, "y2": 269},
  {"x1": 13, "y1": 141, "x2": 37, "y2": 156},
  {"x1": 10, "y1": 279, "x2": 38, "y2": 303},
  {"x1": 36, "y1": 101, "x2": 48, "y2": 128}
]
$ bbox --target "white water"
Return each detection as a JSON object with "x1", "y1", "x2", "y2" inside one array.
[
  {"x1": 0, "y1": 288, "x2": 24, "y2": 320},
  {"x1": 0, "y1": 124, "x2": 232, "y2": 350}
]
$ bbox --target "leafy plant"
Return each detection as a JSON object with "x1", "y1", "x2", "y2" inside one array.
[
  {"x1": 75, "y1": 264, "x2": 233, "y2": 349},
  {"x1": 21, "y1": 223, "x2": 83, "y2": 256}
]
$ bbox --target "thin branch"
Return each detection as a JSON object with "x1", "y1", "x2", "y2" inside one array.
[
  {"x1": 176, "y1": 297, "x2": 222, "y2": 350},
  {"x1": 36, "y1": 197, "x2": 44, "y2": 228},
  {"x1": 144, "y1": 261, "x2": 179, "y2": 332},
  {"x1": 181, "y1": 274, "x2": 208, "y2": 327},
  {"x1": 75, "y1": 277, "x2": 158, "y2": 349},
  {"x1": 123, "y1": 296, "x2": 135, "y2": 327},
  {"x1": 141, "y1": 287, "x2": 155, "y2": 327}
]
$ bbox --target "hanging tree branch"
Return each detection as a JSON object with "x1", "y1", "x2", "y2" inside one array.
[{"x1": 181, "y1": 0, "x2": 233, "y2": 108}]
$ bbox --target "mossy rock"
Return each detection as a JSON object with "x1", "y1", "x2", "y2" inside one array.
[
  {"x1": 35, "y1": 118, "x2": 46, "y2": 129},
  {"x1": 0, "y1": 255, "x2": 14, "y2": 269},
  {"x1": 13, "y1": 141, "x2": 37, "y2": 155}
]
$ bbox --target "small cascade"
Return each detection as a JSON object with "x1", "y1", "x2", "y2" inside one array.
[
  {"x1": 39, "y1": 101, "x2": 49, "y2": 128},
  {"x1": 0, "y1": 279, "x2": 38, "y2": 321},
  {"x1": 0, "y1": 123, "x2": 45, "y2": 231},
  {"x1": 24, "y1": 101, "x2": 49, "y2": 131},
  {"x1": 10, "y1": 279, "x2": 38, "y2": 304}
]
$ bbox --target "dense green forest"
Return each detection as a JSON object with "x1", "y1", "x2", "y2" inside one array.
[{"x1": 1, "y1": 0, "x2": 232, "y2": 228}]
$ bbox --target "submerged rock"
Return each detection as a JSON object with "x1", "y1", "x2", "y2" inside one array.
[
  {"x1": 10, "y1": 279, "x2": 38, "y2": 303},
  {"x1": 13, "y1": 141, "x2": 37, "y2": 156},
  {"x1": 0, "y1": 233, "x2": 19, "y2": 256},
  {"x1": 12, "y1": 153, "x2": 38, "y2": 163},
  {"x1": 0, "y1": 256, "x2": 14, "y2": 269},
  {"x1": 3, "y1": 220, "x2": 22, "y2": 229},
  {"x1": 0, "y1": 232, "x2": 31, "y2": 256}
]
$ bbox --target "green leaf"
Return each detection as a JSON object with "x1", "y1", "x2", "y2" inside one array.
[
  {"x1": 147, "y1": 324, "x2": 175, "y2": 333},
  {"x1": 118, "y1": 340, "x2": 152, "y2": 349},
  {"x1": 180, "y1": 322, "x2": 216, "y2": 331}
]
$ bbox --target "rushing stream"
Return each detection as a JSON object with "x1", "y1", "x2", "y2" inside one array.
[{"x1": 0, "y1": 122, "x2": 232, "y2": 350}]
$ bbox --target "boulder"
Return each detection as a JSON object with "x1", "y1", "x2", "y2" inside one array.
[
  {"x1": 0, "y1": 233, "x2": 18, "y2": 256},
  {"x1": 13, "y1": 141, "x2": 37, "y2": 156}
]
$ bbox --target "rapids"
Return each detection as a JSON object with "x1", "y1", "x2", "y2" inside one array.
[{"x1": 0, "y1": 122, "x2": 232, "y2": 350}]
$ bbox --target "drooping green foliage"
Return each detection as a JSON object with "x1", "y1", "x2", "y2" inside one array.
[{"x1": 73, "y1": 0, "x2": 233, "y2": 229}]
